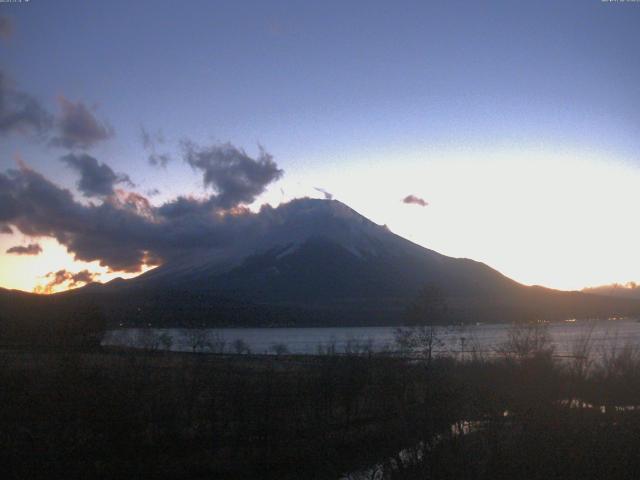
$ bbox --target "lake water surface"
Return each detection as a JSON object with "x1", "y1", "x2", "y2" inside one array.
[{"x1": 103, "y1": 318, "x2": 640, "y2": 357}]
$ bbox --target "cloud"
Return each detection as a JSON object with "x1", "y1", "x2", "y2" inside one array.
[
  {"x1": 1, "y1": 224, "x2": 12, "y2": 234},
  {"x1": 183, "y1": 140, "x2": 284, "y2": 208},
  {"x1": 0, "y1": 16, "x2": 14, "y2": 40},
  {"x1": 0, "y1": 70, "x2": 115, "y2": 149},
  {"x1": 61, "y1": 153, "x2": 133, "y2": 197},
  {"x1": 0, "y1": 69, "x2": 53, "y2": 137},
  {"x1": 314, "y1": 187, "x2": 333, "y2": 200},
  {"x1": 0, "y1": 162, "x2": 279, "y2": 272},
  {"x1": 148, "y1": 152, "x2": 171, "y2": 168},
  {"x1": 0, "y1": 162, "x2": 357, "y2": 277},
  {"x1": 6, "y1": 243, "x2": 42, "y2": 255},
  {"x1": 0, "y1": 138, "x2": 287, "y2": 272},
  {"x1": 402, "y1": 194, "x2": 429, "y2": 207},
  {"x1": 141, "y1": 127, "x2": 172, "y2": 167},
  {"x1": 50, "y1": 97, "x2": 113, "y2": 149},
  {"x1": 34, "y1": 268, "x2": 97, "y2": 294},
  {"x1": 0, "y1": 165, "x2": 149, "y2": 271}
]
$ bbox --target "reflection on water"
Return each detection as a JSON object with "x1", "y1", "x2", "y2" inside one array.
[{"x1": 103, "y1": 318, "x2": 640, "y2": 357}]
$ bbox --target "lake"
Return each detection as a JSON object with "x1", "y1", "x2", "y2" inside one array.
[{"x1": 103, "y1": 318, "x2": 640, "y2": 357}]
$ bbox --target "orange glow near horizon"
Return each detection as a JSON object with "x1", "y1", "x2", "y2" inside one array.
[{"x1": 0, "y1": 236, "x2": 155, "y2": 294}]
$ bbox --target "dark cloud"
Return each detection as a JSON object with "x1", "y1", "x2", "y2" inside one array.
[
  {"x1": 183, "y1": 140, "x2": 283, "y2": 208},
  {"x1": 155, "y1": 195, "x2": 217, "y2": 219},
  {"x1": 61, "y1": 153, "x2": 133, "y2": 197},
  {"x1": 141, "y1": 127, "x2": 172, "y2": 167},
  {"x1": 314, "y1": 187, "x2": 333, "y2": 200},
  {"x1": 6, "y1": 243, "x2": 42, "y2": 255},
  {"x1": 0, "y1": 171, "x2": 21, "y2": 221},
  {"x1": 0, "y1": 138, "x2": 285, "y2": 272},
  {"x1": 0, "y1": 69, "x2": 53, "y2": 137},
  {"x1": 35, "y1": 269, "x2": 97, "y2": 294},
  {"x1": 0, "y1": 224, "x2": 12, "y2": 234},
  {"x1": 0, "y1": 69, "x2": 115, "y2": 148},
  {"x1": 149, "y1": 152, "x2": 171, "y2": 168},
  {"x1": 71, "y1": 269, "x2": 96, "y2": 285},
  {"x1": 0, "y1": 163, "x2": 273, "y2": 272},
  {"x1": 0, "y1": 165, "x2": 147, "y2": 271},
  {"x1": 0, "y1": 16, "x2": 14, "y2": 40},
  {"x1": 50, "y1": 97, "x2": 113, "y2": 149},
  {"x1": 402, "y1": 194, "x2": 429, "y2": 207}
]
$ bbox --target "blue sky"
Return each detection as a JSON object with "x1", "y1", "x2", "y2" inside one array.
[{"x1": 1, "y1": 0, "x2": 640, "y2": 292}]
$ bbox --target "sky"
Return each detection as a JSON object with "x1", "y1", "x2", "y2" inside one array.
[{"x1": 1, "y1": 0, "x2": 640, "y2": 293}]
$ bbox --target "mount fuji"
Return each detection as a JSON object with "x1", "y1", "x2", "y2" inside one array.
[{"x1": 3, "y1": 198, "x2": 639, "y2": 327}]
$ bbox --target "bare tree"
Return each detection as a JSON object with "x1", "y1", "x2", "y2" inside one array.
[
  {"x1": 317, "y1": 336, "x2": 338, "y2": 356},
  {"x1": 394, "y1": 324, "x2": 443, "y2": 365},
  {"x1": 184, "y1": 328, "x2": 210, "y2": 353},
  {"x1": 232, "y1": 338, "x2": 251, "y2": 354},
  {"x1": 394, "y1": 284, "x2": 448, "y2": 364},
  {"x1": 136, "y1": 328, "x2": 161, "y2": 351},
  {"x1": 158, "y1": 331, "x2": 173, "y2": 352},
  {"x1": 344, "y1": 336, "x2": 374, "y2": 356},
  {"x1": 209, "y1": 332, "x2": 226, "y2": 354},
  {"x1": 568, "y1": 321, "x2": 596, "y2": 379},
  {"x1": 269, "y1": 342, "x2": 289, "y2": 356},
  {"x1": 497, "y1": 323, "x2": 554, "y2": 360}
]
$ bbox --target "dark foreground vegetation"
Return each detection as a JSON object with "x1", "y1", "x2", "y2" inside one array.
[{"x1": 3, "y1": 324, "x2": 640, "y2": 479}]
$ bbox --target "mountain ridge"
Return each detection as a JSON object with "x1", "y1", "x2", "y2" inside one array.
[{"x1": 2, "y1": 198, "x2": 639, "y2": 327}]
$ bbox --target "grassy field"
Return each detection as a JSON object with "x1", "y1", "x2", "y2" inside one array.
[
  {"x1": 1, "y1": 348, "x2": 442, "y2": 479},
  {"x1": 3, "y1": 327, "x2": 640, "y2": 479}
]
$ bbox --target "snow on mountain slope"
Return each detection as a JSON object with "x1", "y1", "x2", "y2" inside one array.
[
  {"x1": 130, "y1": 199, "x2": 422, "y2": 284},
  {"x1": 127, "y1": 198, "x2": 517, "y2": 302},
  {"x1": 56, "y1": 198, "x2": 640, "y2": 326}
]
